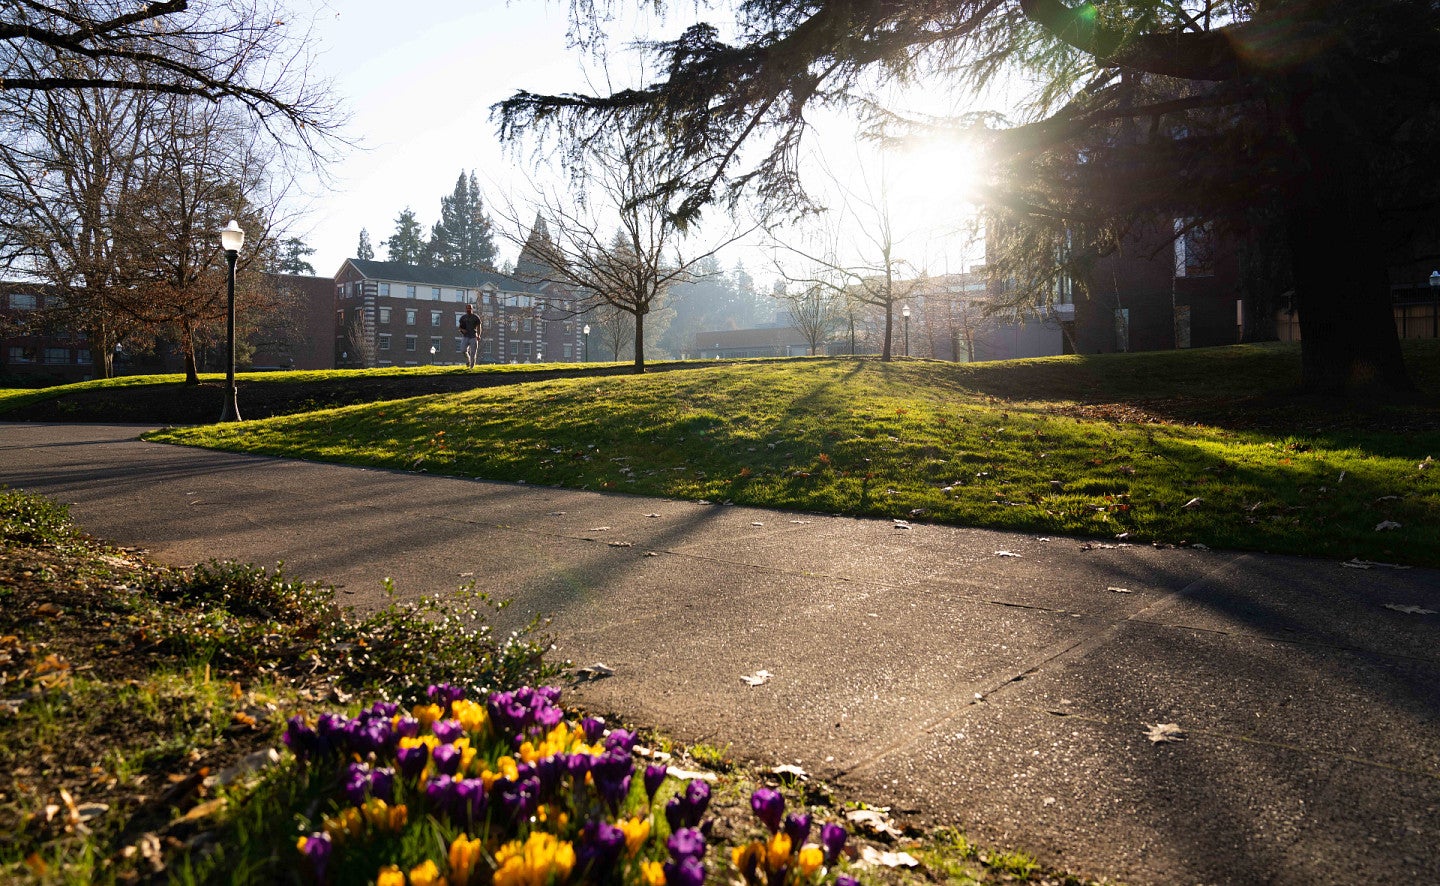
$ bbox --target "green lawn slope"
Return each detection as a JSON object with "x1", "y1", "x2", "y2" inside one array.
[{"x1": 145, "y1": 343, "x2": 1440, "y2": 567}]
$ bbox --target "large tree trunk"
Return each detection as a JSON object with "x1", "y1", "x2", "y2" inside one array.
[
  {"x1": 632, "y1": 309, "x2": 646, "y2": 373},
  {"x1": 181, "y1": 316, "x2": 201, "y2": 385},
  {"x1": 1285, "y1": 69, "x2": 1411, "y2": 394}
]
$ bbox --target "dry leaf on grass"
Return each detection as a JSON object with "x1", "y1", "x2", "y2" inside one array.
[
  {"x1": 740, "y1": 670, "x2": 773, "y2": 686},
  {"x1": 859, "y1": 846, "x2": 920, "y2": 868},
  {"x1": 1145, "y1": 723, "x2": 1186, "y2": 744},
  {"x1": 1383, "y1": 603, "x2": 1436, "y2": 615}
]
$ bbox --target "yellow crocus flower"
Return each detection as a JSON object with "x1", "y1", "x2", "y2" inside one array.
[
  {"x1": 409, "y1": 859, "x2": 447, "y2": 886},
  {"x1": 797, "y1": 844, "x2": 824, "y2": 877},
  {"x1": 640, "y1": 860, "x2": 666, "y2": 886},
  {"x1": 412, "y1": 702, "x2": 444, "y2": 728},
  {"x1": 451, "y1": 699, "x2": 489, "y2": 735},
  {"x1": 619, "y1": 816, "x2": 651, "y2": 857},
  {"x1": 766, "y1": 832, "x2": 793, "y2": 872},
  {"x1": 449, "y1": 833, "x2": 483, "y2": 886},
  {"x1": 375, "y1": 864, "x2": 406, "y2": 886}
]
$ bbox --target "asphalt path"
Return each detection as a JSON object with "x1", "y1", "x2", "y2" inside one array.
[{"x1": 3, "y1": 422, "x2": 1438, "y2": 885}]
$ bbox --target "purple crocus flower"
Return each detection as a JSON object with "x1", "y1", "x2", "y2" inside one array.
[
  {"x1": 580, "y1": 716, "x2": 606, "y2": 743},
  {"x1": 683, "y1": 780, "x2": 711, "y2": 818},
  {"x1": 299, "y1": 831, "x2": 332, "y2": 882},
  {"x1": 820, "y1": 822, "x2": 848, "y2": 864},
  {"x1": 498, "y1": 775, "x2": 541, "y2": 821},
  {"x1": 427, "y1": 682, "x2": 466, "y2": 712},
  {"x1": 342, "y1": 762, "x2": 371, "y2": 806},
  {"x1": 590, "y1": 750, "x2": 634, "y2": 811},
  {"x1": 750, "y1": 787, "x2": 784, "y2": 832},
  {"x1": 431, "y1": 719, "x2": 465, "y2": 744},
  {"x1": 576, "y1": 820, "x2": 627, "y2": 878},
  {"x1": 567, "y1": 753, "x2": 594, "y2": 779},
  {"x1": 283, "y1": 716, "x2": 318, "y2": 762},
  {"x1": 431, "y1": 741, "x2": 462, "y2": 776},
  {"x1": 667, "y1": 827, "x2": 707, "y2": 861},
  {"x1": 603, "y1": 728, "x2": 637, "y2": 753},
  {"x1": 453, "y1": 777, "x2": 486, "y2": 822},
  {"x1": 834, "y1": 877, "x2": 860, "y2": 886},
  {"x1": 783, "y1": 812, "x2": 812, "y2": 847},
  {"x1": 664, "y1": 797, "x2": 686, "y2": 835},
  {"x1": 369, "y1": 767, "x2": 395, "y2": 804},
  {"x1": 531, "y1": 754, "x2": 563, "y2": 794},
  {"x1": 425, "y1": 774, "x2": 456, "y2": 812},
  {"x1": 394, "y1": 716, "x2": 421, "y2": 739},
  {"x1": 315, "y1": 713, "x2": 347, "y2": 757},
  {"x1": 367, "y1": 700, "x2": 399, "y2": 719},
  {"x1": 395, "y1": 742, "x2": 429, "y2": 779},
  {"x1": 663, "y1": 856, "x2": 706, "y2": 886},
  {"x1": 643, "y1": 763, "x2": 668, "y2": 802}
]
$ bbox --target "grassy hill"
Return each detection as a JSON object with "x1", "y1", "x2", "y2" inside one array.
[{"x1": 123, "y1": 342, "x2": 1440, "y2": 567}]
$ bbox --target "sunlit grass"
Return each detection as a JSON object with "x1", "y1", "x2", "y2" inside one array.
[{"x1": 149, "y1": 351, "x2": 1440, "y2": 566}]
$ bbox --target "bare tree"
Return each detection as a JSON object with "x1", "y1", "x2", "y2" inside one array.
[
  {"x1": 772, "y1": 282, "x2": 842, "y2": 356},
  {"x1": 496, "y1": 126, "x2": 750, "y2": 373},
  {"x1": 0, "y1": 1, "x2": 344, "y2": 150},
  {"x1": 767, "y1": 164, "x2": 920, "y2": 361}
]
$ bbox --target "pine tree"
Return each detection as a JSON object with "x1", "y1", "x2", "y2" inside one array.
[
  {"x1": 276, "y1": 237, "x2": 316, "y2": 275},
  {"x1": 356, "y1": 228, "x2": 374, "y2": 260},
  {"x1": 385, "y1": 208, "x2": 427, "y2": 265},
  {"x1": 428, "y1": 170, "x2": 499, "y2": 270}
]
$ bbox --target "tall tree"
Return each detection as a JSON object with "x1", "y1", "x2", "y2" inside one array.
[
  {"x1": 356, "y1": 228, "x2": 375, "y2": 261},
  {"x1": 385, "y1": 208, "x2": 427, "y2": 265},
  {"x1": 276, "y1": 237, "x2": 316, "y2": 275},
  {"x1": 776, "y1": 282, "x2": 843, "y2": 356},
  {"x1": 498, "y1": 0, "x2": 1440, "y2": 393},
  {"x1": 428, "y1": 171, "x2": 499, "y2": 270},
  {"x1": 495, "y1": 128, "x2": 748, "y2": 373}
]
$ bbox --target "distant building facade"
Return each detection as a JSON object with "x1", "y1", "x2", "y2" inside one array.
[
  {"x1": 0, "y1": 283, "x2": 94, "y2": 383},
  {"x1": 333, "y1": 259, "x2": 584, "y2": 367},
  {"x1": 693, "y1": 325, "x2": 814, "y2": 359}
]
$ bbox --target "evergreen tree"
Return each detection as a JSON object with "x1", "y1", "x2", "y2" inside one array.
[
  {"x1": 276, "y1": 237, "x2": 316, "y2": 275},
  {"x1": 385, "y1": 208, "x2": 427, "y2": 265},
  {"x1": 356, "y1": 228, "x2": 374, "y2": 260},
  {"x1": 428, "y1": 170, "x2": 500, "y2": 271}
]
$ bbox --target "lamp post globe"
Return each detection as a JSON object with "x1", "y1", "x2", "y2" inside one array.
[
  {"x1": 582, "y1": 324, "x2": 590, "y2": 362},
  {"x1": 218, "y1": 220, "x2": 245, "y2": 422},
  {"x1": 901, "y1": 304, "x2": 911, "y2": 358}
]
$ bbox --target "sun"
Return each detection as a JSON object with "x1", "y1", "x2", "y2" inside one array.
[{"x1": 879, "y1": 137, "x2": 979, "y2": 242}]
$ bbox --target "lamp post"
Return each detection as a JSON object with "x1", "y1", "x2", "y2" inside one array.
[
  {"x1": 901, "y1": 303, "x2": 911, "y2": 358},
  {"x1": 218, "y1": 220, "x2": 245, "y2": 422},
  {"x1": 1429, "y1": 270, "x2": 1439, "y2": 339},
  {"x1": 582, "y1": 324, "x2": 590, "y2": 362}
]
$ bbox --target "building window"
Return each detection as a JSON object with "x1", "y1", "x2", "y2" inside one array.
[
  {"x1": 430, "y1": 336, "x2": 441, "y2": 354},
  {"x1": 9, "y1": 293, "x2": 38, "y2": 310},
  {"x1": 336, "y1": 309, "x2": 344, "y2": 326},
  {"x1": 454, "y1": 337, "x2": 464, "y2": 353},
  {"x1": 563, "y1": 343, "x2": 573, "y2": 360},
  {"x1": 1174, "y1": 218, "x2": 1215, "y2": 277},
  {"x1": 406, "y1": 285, "x2": 417, "y2": 298},
  {"x1": 431, "y1": 287, "x2": 441, "y2": 300},
  {"x1": 453, "y1": 312, "x2": 465, "y2": 329},
  {"x1": 482, "y1": 340, "x2": 494, "y2": 360},
  {"x1": 8, "y1": 347, "x2": 32, "y2": 363},
  {"x1": 44, "y1": 348, "x2": 69, "y2": 364},
  {"x1": 378, "y1": 282, "x2": 390, "y2": 296},
  {"x1": 379, "y1": 334, "x2": 392, "y2": 351},
  {"x1": 77, "y1": 349, "x2": 91, "y2": 364},
  {"x1": 523, "y1": 318, "x2": 532, "y2": 333},
  {"x1": 430, "y1": 310, "x2": 442, "y2": 325},
  {"x1": 509, "y1": 341, "x2": 520, "y2": 360},
  {"x1": 406, "y1": 309, "x2": 417, "y2": 325},
  {"x1": 379, "y1": 307, "x2": 392, "y2": 324},
  {"x1": 405, "y1": 335, "x2": 417, "y2": 352}
]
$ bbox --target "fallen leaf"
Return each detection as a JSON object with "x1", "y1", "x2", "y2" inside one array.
[
  {"x1": 643, "y1": 551, "x2": 659, "y2": 557},
  {"x1": 1383, "y1": 603, "x2": 1436, "y2": 615},
  {"x1": 994, "y1": 550, "x2": 1020, "y2": 558},
  {"x1": 1190, "y1": 543, "x2": 1210, "y2": 551},
  {"x1": 588, "y1": 526, "x2": 611, "y2": 532},
  {"x1": 771, "y1": 763, "x2": 808, "y2": 780},
  {"x1": 1107, "y1": 586, "x2": 1133, "y2": 594},
  {"x1": 788, "y1": 520, "x2": 812, "y2": 524},
  {"x1": 665, "y1": 766, "x2": 717, "y2": 782},
  {"x1": 892, "y1": 519, "x2": 911, "y2": 529},
  {"x1": 645, "y1": 513, "x2": 660, "y2": 518},
  {"x1": 1145, "y1": 723, "x2": 1185, "y2": 744},
  {"x1": 547, "y1": 511, "x2": 566, "y2": 516},
  {"x1": 1341, "y1": 561, "x2": 1372, "y2": 570},
  {"x1": 575, "y1": 663, "x2": 614, "y2": 680},
  {"x1": 860, "y1": 846, "x2": 919, "y2": 868},
  {"x1": 177, "y1": 798, "x2": 226, "y2": 823},
  {"x1": 607, "y1": 541, "x2": 633, "y2": 548},
  {"x1": 846, "y1": 808, "x2": 905, "y2": 839},
  {"x1": 74, "y1": 803, "x2": 109, "y2": 823},
  {"x1": 740, "y1": 670, "x2": 773, "y2": 687},
  {"x1": 1183, "y1": 497, "x2": 1203, "y2": 509},
  {"x1": 634, "y1": 746, "x2": 672, "y2": 760},
  {"x1": 1345, "y1": 558, "x2": 1411, "y2": 570},
  {"x1": 1375, "y1": 520, "x2": 1402, "y2": 531},
  {"x1": 751, "y1": 522, "x2": 764, "y2": 526}
]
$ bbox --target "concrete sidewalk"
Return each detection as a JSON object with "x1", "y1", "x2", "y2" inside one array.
[{"x1": 3, "y1": 422, "x2": 1438, "y2": 885}]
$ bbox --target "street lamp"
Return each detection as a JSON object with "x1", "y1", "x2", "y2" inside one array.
[
  {"x1": 582, "y1": 324, "x2": 590, "y2": 362},
  {"x1": 1429, "y1": 271, "x2": 1439, "y2": 339},
  {"x1": 218, "y1": 220, "x2": 244, "y2": 422},
  {"x1": 901, "y1": 303, "x2": 911, "y2": 358}
]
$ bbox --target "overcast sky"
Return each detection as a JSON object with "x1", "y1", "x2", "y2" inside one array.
[{"x1": 290, "y1": 1, "x2": 983, "y2": 282}]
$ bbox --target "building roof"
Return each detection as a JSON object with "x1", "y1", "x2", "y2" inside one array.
[{"x1": 342, "y1": 259, "x2": 546, "y2": 293}]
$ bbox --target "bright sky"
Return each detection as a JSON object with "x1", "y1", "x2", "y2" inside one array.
[{"x1": 291, "y1": 0, "x2": 984, "y2": 282}]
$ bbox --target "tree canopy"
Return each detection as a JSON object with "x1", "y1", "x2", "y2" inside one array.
[{"x1": 499, "y1": 0, "x2": 1440, "y2": 391}]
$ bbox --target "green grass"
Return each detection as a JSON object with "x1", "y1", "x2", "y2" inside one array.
[{"x1": 145, "y1": 345, "x2": 1440, "y2": 567}]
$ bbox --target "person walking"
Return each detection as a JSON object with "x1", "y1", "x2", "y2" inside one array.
[{"x1": 457, "y1": 303, "x2": 482, "y2": 368}]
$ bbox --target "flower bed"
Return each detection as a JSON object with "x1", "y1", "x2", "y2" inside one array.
[{"x1": 285, "y1": 684, "x2": 857, "y2": 885}]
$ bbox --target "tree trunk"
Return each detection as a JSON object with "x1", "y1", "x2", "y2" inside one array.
[
  {"x1": 181, "y1": 316, "x2": 201, "y2": 385},
  {"x1": 881, "y1": 304, "x2": 894, "y2": 361},
  {"x1": 632, "y1": 309, "x2": 646, "y2": 373},
  {"x1": 1285, "y1": 75, "x2": 1412, "y2": 394}
]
